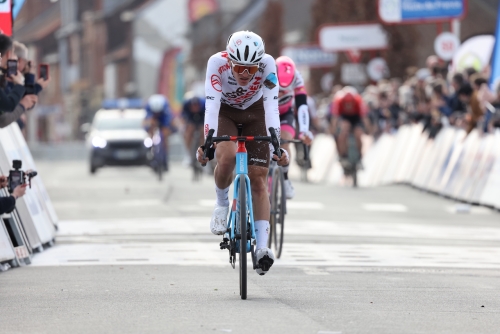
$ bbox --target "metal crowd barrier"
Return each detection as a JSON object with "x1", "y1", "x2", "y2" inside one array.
[{"x1": 0, "y1": 123, "x2": 58, "y2": 272}]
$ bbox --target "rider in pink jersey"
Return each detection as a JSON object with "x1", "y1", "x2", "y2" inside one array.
[{"x1": 276, "y1": 56, "x2": 313, "y2": 199}]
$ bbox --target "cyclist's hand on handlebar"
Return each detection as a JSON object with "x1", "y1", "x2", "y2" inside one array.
[
  {"x1": 196, "y1": 143, "x2": 217, "y2": 165},
  {"x1": 299, "y1": 131, "x2": 313, "y2": 146},
  {"x1": 273, "y1": 148, "x2": 289, "y2": 167}
]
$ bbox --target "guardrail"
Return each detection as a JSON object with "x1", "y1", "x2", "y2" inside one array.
[
  {"x1": 289, "y1": 124, "x2": 500, "y2": 210},
  {"x1": 0, "y1": 123, "x2": 58, "y2": 272}
]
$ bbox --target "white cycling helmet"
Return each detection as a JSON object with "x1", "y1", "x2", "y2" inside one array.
[
  {"x1": 148, "y1": 94, "x2": 166, "y2": 113},
  {"x1": 226, "y1": 31, "x2": 265, "y2": 65}
]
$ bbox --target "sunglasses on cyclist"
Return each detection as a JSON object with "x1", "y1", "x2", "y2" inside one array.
[{"x1": 230, "y1": 62, "x2": 259, "y2": 75}]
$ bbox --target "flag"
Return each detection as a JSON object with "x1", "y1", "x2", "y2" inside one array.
[
  {"x1": 13, "y1": 0, "x2": 26, "y2": 19},
  {"x1": 490, "y1": 1, "x2": 500, "y2": 90},
  {"x1": 0, "y1": 0, "x2": 12, "y2": 36}
]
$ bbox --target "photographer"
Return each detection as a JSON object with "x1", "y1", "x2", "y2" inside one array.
[
  {"x1": 0, "y1": 34, "x2": 28, "y2": 113},
  {"x1": 13, "y1": 41, "x2": 50, "y2": 94},
  {"x1": 0, "y1": 175, "x2": 26, "y2": 215}
]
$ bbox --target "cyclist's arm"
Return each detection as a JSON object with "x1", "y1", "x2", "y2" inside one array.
[
  {"x1": 161, "y1": 101, "x2": 173, "y2": 128},
  {"x1": 261, "y1": 56, "x2": 280, "y2": 143},
  {"x1": 293, "y1": 70, "x2": 310, "y2": 134},
  {"x1": 204, "y1": 56, "x2": 224, "y2": 138}
]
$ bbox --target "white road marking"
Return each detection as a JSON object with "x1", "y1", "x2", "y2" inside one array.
[
  {"x1": 30, "y1": 241, "x2": 500, "y2": 269},
  {"x1": 199, "y1": 199, "x2": 217, "y2": 207},
  {"x1": 362, "y1": 203, "x2": 408, "y2": 212},
  {"x1": 287, "y1": 201, "x2": 324, "y2": 210},
  {"x1": 199, "y1": 199, "x2": 324, "y2": 210},
  {"x1": 445, "y1": 205, "x2": 493, "y2": 215},
  {"x1": 31, "y1": 217, "x2": 500, "y2": 269},
  {"x1": 118, "y1": 199, "x2": 163, "y2": 207},
  {"x1": 54, "y1": 217, "x2": 500, "y2": 241}
]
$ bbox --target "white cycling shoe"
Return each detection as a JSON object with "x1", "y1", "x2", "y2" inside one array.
[
  {"x1": 284, "y1": 179, "x2": 295, "y2": 199},
  {"x1": 255, "y1": 247, "x2": 275, "y2": 276},
  {"x1": 210, "y1": 204, "x2": 229, "y2": 235}
]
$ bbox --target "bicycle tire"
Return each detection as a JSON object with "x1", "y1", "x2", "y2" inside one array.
[
  {"x1": 352, "y1": 167, "x2": 358, "y2": 188},
  {"x1": 157, "y1": 154, "x2": 163, "y2": 181},
  {"x1": 238, "y1": 174, "x2": 247, "y2": 300},
  {"x1": 301, "y1": 145, "x2": 310, "y2": 183},
  {"x1": 267, "y1": 173, "x2": 274, "y2": 249},
  {"x1": 271, "y1": 166, "x2": 286, "y2": 259}
]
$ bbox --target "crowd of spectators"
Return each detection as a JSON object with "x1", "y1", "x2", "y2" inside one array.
[
  {"x1": 366, "y1": 55, "x2": 500, "y2": 139},
  {"x1": 316, "y1": 55, "x2": 500, "y2": 140},
  {"x1": 0, "y1": 32, "x2": 51, "y2": 213}
]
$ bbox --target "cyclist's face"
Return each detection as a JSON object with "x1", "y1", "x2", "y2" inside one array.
[
  {"x1": 229, "y1": 60, "x2": 255, "y2": 87},
  {"x1": 189, "y1": 101, "x2": 201, "y2": 113}
]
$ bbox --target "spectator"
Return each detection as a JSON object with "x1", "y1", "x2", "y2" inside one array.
[
  {"x1": 448, "y1": 73, "x2": 467, "y2": 113},
  {"x1": 0, "y1": 34, "x2": 26, "y2": 112},
  {"x1": 0, "y1": 94, "x2": 38, "y2": 128},
  {"x1": 0, "y1": 175, "x2": 27, "y2": 215},
  {"x1": 466, "y1": 74, "x2": 489, "y2": 134},
  {"x1": 491, "y1": 83, "x2": 500, "y2": 129},
  {"x1": 430, "y1": 79, "x2": 452, "y2": 117}
]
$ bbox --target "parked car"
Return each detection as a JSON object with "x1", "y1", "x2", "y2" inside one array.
[{"x1": 83, "y1": 108, "x2": 153, "y2": 174}]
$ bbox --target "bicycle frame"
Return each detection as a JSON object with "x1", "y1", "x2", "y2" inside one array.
[
  {"x1": 226, "y1": 140, "x2": 256, "y2": 252},
  {"x1": 202, "y1": 127, "x2": 280, "y2": 299},
  {"x1": 202, "y1": 128, "x2": 280, "y2": 254}
]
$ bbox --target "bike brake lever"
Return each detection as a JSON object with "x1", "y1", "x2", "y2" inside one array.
[
  {"x1": 268, "y1": 127, "x2": 281, "y2": 159},
  {"x1": 202, "y1": 129, "x2": 215, "y2": 167}
]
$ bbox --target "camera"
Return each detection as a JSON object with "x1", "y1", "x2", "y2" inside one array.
[
  {"x1": 7, "y1": 59, "x2": 18, "y2": 77},
  {"x1": 24, "y1": 83, "x2": 35, "y2": 96},
  {"x1": 39, "y1": 63, "x2": 49, "y2": 80},
  {"x1": 8, "y1": 160, "x2": 37, "y2": 193}
]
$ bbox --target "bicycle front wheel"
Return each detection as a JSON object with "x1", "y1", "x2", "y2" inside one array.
[
  {"x1": 238, "y1": 174, "x2": 247, "y2": 300},
  {"x1": 157, "y1": 154, "x2": 163, "y2": 181},
  {"x1": 271, "y1": 166, "x2": 286, "y2": 258}
]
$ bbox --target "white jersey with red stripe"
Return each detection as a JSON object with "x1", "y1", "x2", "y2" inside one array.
[
  {"x1": 204, "y1": 51, "x2": 280, "y2": 141},
  {"x1": 278, "y1": 69, "x2": 307, "y2": 115}
]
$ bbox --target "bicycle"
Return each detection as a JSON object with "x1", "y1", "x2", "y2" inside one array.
[
  {"x1": 294, "y1": 140, "x2": 310, "y2": 183},
  {"x1": 190, "y1": 126, "x2": 204, "y2": 182},
  {"x1": 202, "y1": 125, "x2": 281, "y2": 300},
  {"x1": 150, "y1": 128, "x2": 168, "y2": 181},
  {"x1": 339, "y1": 132, "x2": 361, "y2": 187},
  {"x1": 267, "y1": 139, "x2": 309, "y2": 258}
]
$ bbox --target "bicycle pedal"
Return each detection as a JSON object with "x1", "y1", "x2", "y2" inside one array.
[
  {"x1": 219, "y1": 241, "x2": 230, "y2": 250},
  {"x1": 258, "y1": 255, "x2": 274, "y2": 272}
]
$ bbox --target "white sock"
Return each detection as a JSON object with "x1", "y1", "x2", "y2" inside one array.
[
  {"x1": 281, "y1": 164, "x2": 289, "y2": 173},
  {"x1": 255, "y1": 220, "x2": 269, "y2": 250},
  {"x1": 215, "y1": 185, "x2": 229, "y2": 207}
]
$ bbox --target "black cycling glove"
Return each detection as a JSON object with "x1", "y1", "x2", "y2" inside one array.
[{"x1": 200, "y1": 145, "x2": 215, "y2": 161}]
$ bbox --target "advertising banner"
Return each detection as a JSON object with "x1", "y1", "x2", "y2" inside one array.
[
  {"x1": 0, "y1": 0, "x2": 12, "y2": 36},
  {"x1": 379, "y1": 0, "x2": 466, "y2": 24},
  {"x1": 281, "y1": 45, "x2": 338, "y2": 68},
  {"x1": 490, "y1": 2, "x2": 500, "y2": 90},
  {"x1": 319, "y1": 23, "x2": 388, "y2": 52}
]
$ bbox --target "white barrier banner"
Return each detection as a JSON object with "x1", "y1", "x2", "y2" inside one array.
[
  {"x1": 0, "y1": 215, "x2": 15, "y2": 262},
  {"x1": 7, "y1": 125, "x2": 59, "y2": 225},
  {"x1": 0, "y1": 126, "x2": 55, "y2": 245}
]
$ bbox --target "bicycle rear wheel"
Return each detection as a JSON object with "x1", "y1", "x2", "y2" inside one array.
[
  {"x1": 267, "y1": 171, "x2": 274, "y2": 249},
  {"x1": 238, "y1": 174, "x2": 247, "y2": 300},
  {"x1": 270, "y1": 166, "x2": 286, "y2": 258},
  {"x1": 156, "y1": 152, "x2": 163, "y2": 181}
]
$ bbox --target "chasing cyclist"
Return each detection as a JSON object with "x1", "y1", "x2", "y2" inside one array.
[
  {"x1": 196, "y1": 31, "x2": 289, "y2": 275},
  {"x1": 275, "y1": 56, "x2": 313, "y2": 198},
  {"x1": 144, "y1": 94, "x2": 172, "y2": 170},
  {"x1": 181, "y1": 92, "x2": 205, "y2": 164},
  {"x1": 330, "y1": 86, "x2": 369, "y2": 165}
]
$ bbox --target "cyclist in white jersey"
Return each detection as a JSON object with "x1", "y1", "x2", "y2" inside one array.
[
  {"x1": 196, "y1": 31, "x2": 289, "y2": 275},
  {"x1": 276, "y1": 56, "x2": 313, "y2": 198}
]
